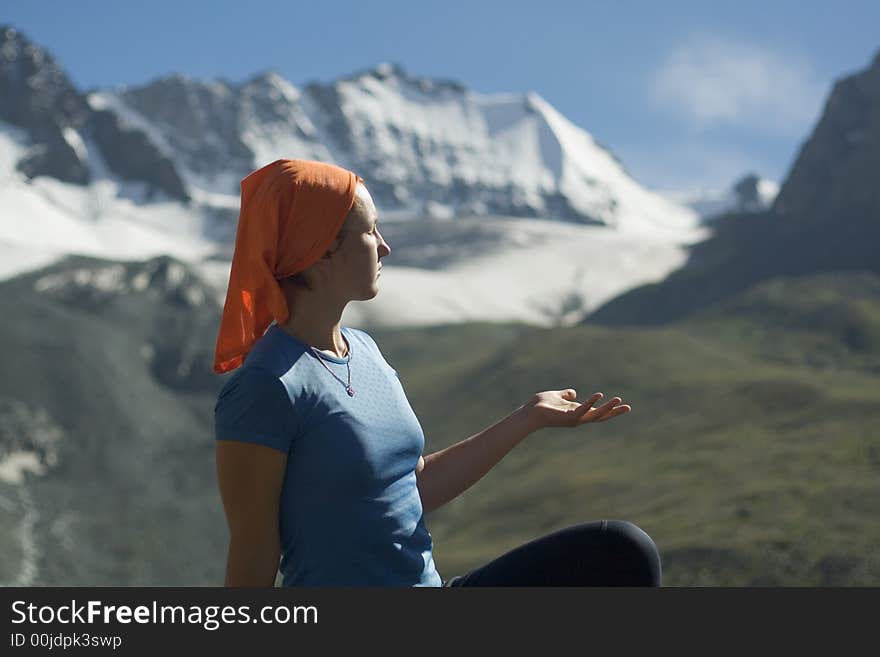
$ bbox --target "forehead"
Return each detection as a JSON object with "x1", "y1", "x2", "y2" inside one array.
[
  {"x1": 357, "y1": 183, "x2": 376, "y2": 212},
  {"x1": 352, "y1": 184, "x2": 377, "y2": 225}
]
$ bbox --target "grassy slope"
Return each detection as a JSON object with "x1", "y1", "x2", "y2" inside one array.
[{"x1": 369, "y1": 271, "x2": 880, "y2": 585}]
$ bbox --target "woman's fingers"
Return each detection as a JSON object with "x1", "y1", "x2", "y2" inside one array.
[
  {"x1": 574, "y1": 392, "x2": 603, "y2": 415},
  {"x1": 565, "y1": 391, "x2": 631, "y2": 425},
  {"x1": 581, "y1": 396, "x2": 623, "y2": 423},
  {"x1": 596, "y1": 404, "x2": 631, "y2": 422},
  {"x1": 594, "y1": 396, "x2": 621, "y2": 415}
]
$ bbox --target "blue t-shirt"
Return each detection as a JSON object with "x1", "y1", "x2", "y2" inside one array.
[{"x1": 214, "y1": 323, "x2": 442, "y2": 587}]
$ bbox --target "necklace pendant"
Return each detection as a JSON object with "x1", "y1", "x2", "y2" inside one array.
[{"x1": 346, "y1": 385, "x2": 355, "y2": 397}]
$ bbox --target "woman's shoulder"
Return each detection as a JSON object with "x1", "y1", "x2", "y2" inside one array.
[
  {"x1": 345, "y1": 326, "x2": 380, "y2": 352},
  {"x1": 216, "y1": 365, "x2": 284, "y2": 401},
  {"x1": 344, "y1": 327, "x2": 399, "y2": 378}
]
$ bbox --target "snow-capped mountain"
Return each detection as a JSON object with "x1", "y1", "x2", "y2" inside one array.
[
  {"x1": 659, "y1": 173, "x2": 779, "y2": 223},
  {"x1": 0, "y1": 24, "x2": 707, "y2": 329},
  {"x1": 85, "y1": 61, "x2": 701, "y2": 233},
  {"x1": 86, "y1": 60, "x2": 698, "y2": 232}
]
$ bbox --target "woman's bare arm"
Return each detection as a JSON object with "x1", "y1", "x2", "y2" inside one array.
[
  {"x1": 415, "y1": 390, "x2": 629, "y2": 514},
  {"x1": 215, "y1": 440, "x2": 288, "y2": 586},
  {"x1": 415, "y1": 404, "x2": 534, "y2": 514}
]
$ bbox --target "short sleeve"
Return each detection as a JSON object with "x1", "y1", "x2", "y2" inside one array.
[{"x1": 214, "y1": 366, "x2": 300, "y2": 453}]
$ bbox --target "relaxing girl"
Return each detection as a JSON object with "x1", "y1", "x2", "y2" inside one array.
[{"x1": 213, "y1": 159, "x2": 661, "y2": 586}]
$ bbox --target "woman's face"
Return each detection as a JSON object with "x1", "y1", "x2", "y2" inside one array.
[{"x1": 331, "y1": 183, "x2": 391, "y2": 300}]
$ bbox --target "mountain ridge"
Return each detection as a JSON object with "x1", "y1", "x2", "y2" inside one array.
[{"x1": 1, "y1": 24, "x2": 697, "y2": 232}]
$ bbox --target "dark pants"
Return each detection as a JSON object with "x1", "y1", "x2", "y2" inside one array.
[{"x1": 442, "y1": 520, "x2": 662, "y2": 586}]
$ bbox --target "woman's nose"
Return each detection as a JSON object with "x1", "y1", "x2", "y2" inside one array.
[{"x1": 378, "y1": 231, "x2": 391, "y2": 256}]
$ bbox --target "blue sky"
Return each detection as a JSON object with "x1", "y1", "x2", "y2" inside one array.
[{"x1": 4, "y1": 0, "x2": 879, "y2": 193}]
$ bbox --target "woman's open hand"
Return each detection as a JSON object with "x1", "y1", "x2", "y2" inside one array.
[{"x1": 522, "y1": 390, "x2": 631, "y2": 432}]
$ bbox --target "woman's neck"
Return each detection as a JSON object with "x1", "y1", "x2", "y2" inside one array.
[{"x1": 276, "y1": 281, "x2": 349, "y2": 357}]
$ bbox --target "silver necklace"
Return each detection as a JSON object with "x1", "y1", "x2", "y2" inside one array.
[{"x1": 310, "y1": 340, "x2": 355, "y2": 397}]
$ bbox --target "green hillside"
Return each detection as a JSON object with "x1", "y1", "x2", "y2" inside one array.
[{"x1": 370, "y1": 271, "x2": 880, "y2": 585}]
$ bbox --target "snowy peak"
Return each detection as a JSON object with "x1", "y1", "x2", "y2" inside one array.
[
  {"x1": 0, "y1": 26, "x2": 190, "y2": 200},
  {"x1": 661, "y1": 173, "x2": 779, "y2": 222},
  {"x1": 2, "y1": 23, "x2": 698, "y2": 235},
  {"x1": 94, "y1": 69, "x2": 330, "y2": 197},
  {"x1": 240, "y1": 69, "x2": 301, "y2": 103},
  {"x1": 732, "y1": 174, "x2": 779, "y2": 212},
  {"x1": 0, "y1": 25, "x2": 93, "y2": 185},
  {"x1": 340, "y1": 61, "x2": 468, "y2": 96},
  {"x1": 0, "y1": 25, "x2": 88, "y2": 128},
  {"x1": 299, "y1": 67, "x2": 697, "y2": 230},
  {"x1": 112, "y1": 73, "x2": 251, "y2": 187}
]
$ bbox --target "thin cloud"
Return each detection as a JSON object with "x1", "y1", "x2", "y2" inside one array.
[{"x1": 650, "y1": 34, "x2": 828, "y2": 136}]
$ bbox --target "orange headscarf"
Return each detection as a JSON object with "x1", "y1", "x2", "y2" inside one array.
[{"x1": 213, "y1": 158, "x2": 364, "y2": 374}]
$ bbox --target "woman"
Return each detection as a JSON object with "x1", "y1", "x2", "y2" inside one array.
[{"x1": 213, "y1": 159, "x2": 662, "y2": 586}]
